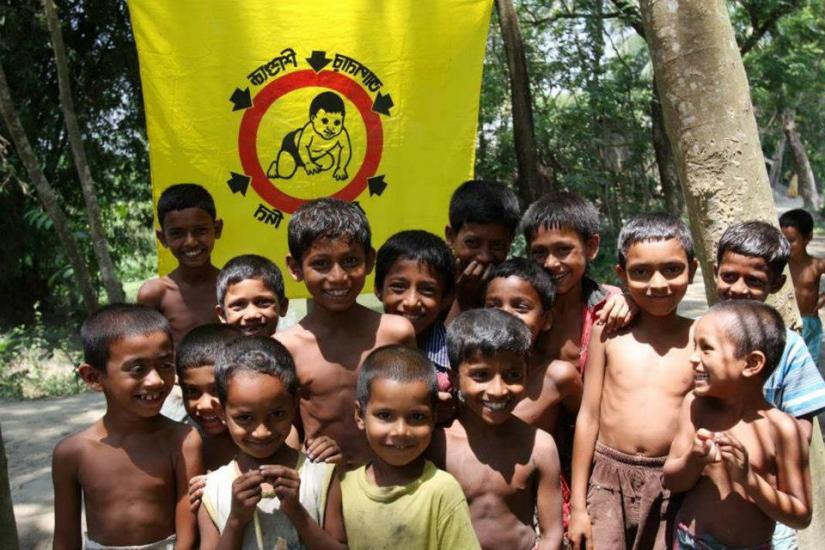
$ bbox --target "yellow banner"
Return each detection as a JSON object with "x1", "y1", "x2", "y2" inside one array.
[{"x1": 129, "y1": 0, "x2": 492, "y2": 297}]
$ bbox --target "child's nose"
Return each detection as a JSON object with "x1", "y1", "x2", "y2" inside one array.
[
  {"x1": 487, "y1": 375, "x2": 508, "y2": 397},
  {"x1": 401, "y1": 290, "x2": 420, "y2": 309},
  {"x1": 649, "y1": 271, "x2": 668, "y2": 290},
  {"x1": 252, "y1": 423, "x2": 272, "y2": 439}
]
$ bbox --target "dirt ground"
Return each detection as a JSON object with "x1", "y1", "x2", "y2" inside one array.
[{"x1": 2, "y1": 192, "x2": 823, "y2": 549}]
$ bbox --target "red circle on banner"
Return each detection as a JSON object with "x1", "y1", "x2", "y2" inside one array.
[{"x1": 238, "y1": 69, "x2": 383, "y2": 214}]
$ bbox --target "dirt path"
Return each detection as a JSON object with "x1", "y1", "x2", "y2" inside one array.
[{"x1": 2, "y1": 192, "x2": 821, "y2": 549}]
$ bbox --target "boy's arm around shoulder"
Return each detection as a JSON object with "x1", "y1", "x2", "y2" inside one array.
[
  {"x1": 568, "y1": 323, "x2": 608, "y2": 550},
  {"x1": 534, "y1": 429, "x2": 563, "y2": 550},
  {"x1": 52, "y1": 434, "x2": 83, "y2": 550},
  {"x1": 173, "y1": 424, "x2": 204, "y2": 550},
  {"x1": 380, "y1": 312, "x2": 416, "y2": 347},
  {"x1": 663, "y1": 393, "x2": 706, "y2": 493},
  {"x1": 137, "y1": 278, "x2": 166, "y2": 309},
  {"x1": 739, "y1": 411, "x2": 812, "y2": 529},
  {"x1": 546, "y1": 359, "x2": 583, "y2": 415}
]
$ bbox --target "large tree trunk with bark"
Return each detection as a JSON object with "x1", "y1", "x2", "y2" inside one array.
[
  {"x1": 651, "y1": 86, "x2": 683, "y2": 214},
  {"x1": 0, "y1": 425, "x2": 19, "y2": 550},
  {"x1": 495, "y1": 0, "x2": 551, "y2": 204},
  {"x1": 0, "y1": 60, "x2": 99, "y2": 312},
  {"x1": 769, "y1": 133, "x2": 786, "y2": 189},
  {"x1": 783, "y1": 109, "x2": 820, "y2": 211},
  {"x1": 639, "y1": 0, "x2": 799, "y2": 326},
  {"x1": 43, "y1": 0, "x2": 124, "y2": 303}
]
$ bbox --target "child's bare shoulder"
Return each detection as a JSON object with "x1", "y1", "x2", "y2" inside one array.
[
  {"x1": 763, "y1": 406, "x2": 803, "y2": 441},
  {"x1": 375, "y1": 311, "x2": 415, "y2": 344},
  {"x1": 136, "y1": 276, "x2": 176, "y2": 306},
  {"x1": 53, "y1": 423, "x2": 99, "y2": 462},
  {"x1": 543, "y1": 358, "x2": 580, "y2": 387}
]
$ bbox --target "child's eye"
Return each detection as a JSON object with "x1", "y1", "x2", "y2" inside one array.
[
  {"x1": 418, "y1": 285, "x2": 438, "y2": 297},
  {"x1": 490, "y1": 241, "x2": 508, "y2": 253},
  {"x1": 342, "y1": 256, "x2": 362, "y2": 268},
  {"x1": 469, "y1": 371, "x2": 491, "y2": 382},
  {"x1": 311, "y1": 259, "x2": 330, "y2": 270},
  {"x1": 234, "y1": 414, "x2": 252, "y2": 423},
  {"x1": 321, "y1": 117, "x2": 329, "y2": 124},
  {"x1": 254, "y1": 299, "x2": 275, "y2": 308},
  {"x1": 375, "y1": 410, "x2": 393, "y2": 421},
  {"x1": 334, "y1": 120, "x2": 340, "y2": 126},
  {"x1": 182, "y1": 387, "x2": 199, "y2": 399},
  {"x1": 271, "y1": 410, "x2": 287, "y2": 419},
  {"x1": 505, "y1": 370, "x2": 523, "y2": 382},
  {"x1": 410, "y1": 412, "x2": 430, "y2": 423},
  {"x1": 463, "y1": 238, "x2": 480, "y2": 248}
]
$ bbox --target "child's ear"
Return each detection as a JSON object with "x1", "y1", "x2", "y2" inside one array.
[
  {"x1": 769, "y1": 273, "x2": 787, "y2": 294},
  {"x1": 615, "y1": 263, "x2": 628, "y2": 286},
  {"x1": 156, "y1": 227, "x2": 168, "y2": 248},
  {"x1": 77, "y1": 364, "x2": 105, "y2": 392},
  {"x1": 688, "y1": 258, "x2": 699, "y2": 284},
  {"x1": 354, "y1": 401, "x2": 366, "y2": 431},
  {"x1": 542, "y1": 309, "x2": 554, "y2": 333},
  {"x1": 213, "y1": 218, "x2": 224, "y2": 239},
  {"x1": 278, "y1": 298, "x2": 290, "y2": 318},
  {"x1": 286, "y1": 255, "x2": 304, "y2": 282},
  {"x1": 364, "y1": 248, "x2": 376, "y2": 275},
  {"x1": 743, "y1": 350, "x2": 766, "y2": 379},
  {"x1": 586, "y1": 234, "x2": 601, "y2": 261},
  {"x1": 444, "y1": 225, "x2": 456, "y2": 248},
  {"x1": 216, "y1": 304, "x2": 227, "y2": 323}
]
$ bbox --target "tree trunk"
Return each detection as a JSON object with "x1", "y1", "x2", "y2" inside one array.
[
  {"x1": 0, "y1": 60, "x2": 99, "y2": 312},
  {"x1": 651, "y1": 86, "x2": 683, "y2": 214},
  {"x1": 639, "y1": 0, "x2": 799, "y2": 327},
  {"x1": 0, "y1": 425, "x2": 19, "y2": 550},
  {"x1": 783, "y1": 109, "x2": 820, "y2": 211},
  {"x1": 495, "y1": 0, "x2": 551, "y2": 204},
  {"x1": 769, "y1": 133, "x2": 786, "y2": 189},
  {"x1": 42, "y1": 0, "x2": 124, "y2": 303}
]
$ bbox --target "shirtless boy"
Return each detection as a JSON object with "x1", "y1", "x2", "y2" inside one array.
[
  {"x1": 138, "y1": 183, "x2": 223, "y2": 343},
  {"x1": 268, "y1": 91, "x2": 352, "y2": 181},
  {"x1": 430, "y1": 308, "x2": 563, "y2": 550},
  {"x1": 444, "y1": 180, "x2": 521, "y2": 323},
  {"x1": 665, "y1": 300, "x2": 811, "y2": 548},
  {"x1": 780, "y1": 208, "x2": 825, "y2": 366},
  {"x1": 277, "y1": 198, "x2": 415, "y2": 469},
  {"x1": 569, "y1": 213, "x2": 698, "y2": 550},
  {"x1": 52, "y1": 304, "x2": 203, "y2": 550},
  {"x1": 216, "y1": 254, "x2": 289, "y2": 338},
  {"x1": 482, "y1": 257, "x2": 582, "y2": 433}
]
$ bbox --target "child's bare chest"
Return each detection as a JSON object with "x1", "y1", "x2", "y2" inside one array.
[
  {"x1": 78, "y1": 441, "x2": 176, "y2": 504},
  {"x1": 541, "y1": 309, "x2": 583, "y2": 364},
  {"x1": 445, "y1": 438, "x2": 535, "y2": 500},
  {"x1": 700, "y1": 420, "x2": 778, "y2": 491}
]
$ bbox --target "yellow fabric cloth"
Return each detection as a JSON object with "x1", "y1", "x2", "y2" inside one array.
[{"x1": 341, "y1": 460, "x2": 480, "y2": 550}]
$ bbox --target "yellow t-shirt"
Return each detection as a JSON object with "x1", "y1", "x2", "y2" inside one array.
[{"x1": 341, "y1": 460, "x2": 480, "y2": 550}]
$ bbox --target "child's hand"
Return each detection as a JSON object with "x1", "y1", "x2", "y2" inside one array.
[
  {"x1": 455, "y1": 260, "x2": 492, "y2": 307},
  {"x1": 229, "y1": 470, "x2": 264, "y2": 525},
  {"x1": 188, "y1": 474, "x2": 207, "y2": 513},
  {"x1": 567, "y1": 508, "x2": 593, "y2": 550},
  {"x1": 305, "y1": 436, "x2": 343, "y2": 464},
  {"x1": 333, "y1": 167, "x2": 348, "y2": 181},
  {"x1": 305, "y1": 162, "x2": 322, "y2": 175},
  {"x1": 260, "y1": 465, "x2": 302, "y2": 515},
  {"x1": 691, "y1": 428, "x2": 721, "y2": 464},
  {"x1": 597, "y1": 293, "x2": 638, "y2": 334},
  {"x1": 717, "y1": 432, "x2": 751, "y2": 485},
  {"x1": 435, "y1": 390, "x2": 457, "y2": 425}
]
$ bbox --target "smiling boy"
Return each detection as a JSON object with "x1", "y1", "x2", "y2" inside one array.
[
  {"x1": 216, "y1": 254, "x2": 289, "y2": 338},
  {"x1": 569, "y1": 213, "x2": 697, "y2": 550},
  {"x1": 277, "y1": 198, "x2": 415, "y2": 469},
  {"x1": 138, "y1": 183, "x2": 223, "y2": 344}
]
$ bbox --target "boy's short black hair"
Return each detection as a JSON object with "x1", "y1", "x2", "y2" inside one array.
[
  {"x1": 716, "y1": 221, "x2": 790, "y2": 279},
  {"x1": 448, "y1": 180, "x2": 521, "y2": 235},
  {"x1": 779, "y1": 208, "x2": 814, "y2": 238},
  {"x1": 707, "y1": 300, "x2": 786, "y2": 379},
  {"x1": 519, "y1": 191, "x2": 600, "y2": 244},
  {"x1": 310, "y1": 91, "x2": 345, "y2": 118},
  {"x1": 157, "y1": 183, "x2": 216, "y2": 227},
  {"x1": 446, "y1": 308, "x2": 532, "y2": 370},
  {"x1": 483, "y1": 257, "x2": 555, "y2": 311},
  {"x1": 617, "y1": 213, "x2": 694, "y2": 268},
  {"x1": 216, "y1": 254, "x2": 286, "y2": 307},
  {"x1": 81, "y1": 304, "x2": 172, "y2": 372},
  {"x1": 356, "y1": 345, "x2": 438, "y2": 410},
  {"x1": 214, "y1": 336, "x2": 297, "y2": 404},
  {"x1": 176, "y1": 324, "x2": 243, "y2": 377},
  {"x1": 375, "y1": 230, "x2": 456, "y2": 298},
  {"x1": 287, "y1": 198, "x2": 371, "y2": 262}
]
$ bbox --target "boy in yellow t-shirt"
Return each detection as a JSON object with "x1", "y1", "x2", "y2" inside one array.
[{"x1": 338, "y1": 345, "x2": 479, "y2": 549}]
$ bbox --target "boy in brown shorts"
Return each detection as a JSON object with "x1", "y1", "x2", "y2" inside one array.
[{"x1": 569, "y1": 213, "x2": 698, "y2": 550}]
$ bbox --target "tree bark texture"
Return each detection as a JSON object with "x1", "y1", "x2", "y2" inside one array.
[
  {"x1": 639, "y1": 0, "x2": 799, "y2": 327},
  {"x1": 495, "y1": 0, "x2": 551, "y2": 205},
  {"x1": 0, "y1": 425, "x2": 19, "y2": 550},
  {"x1": 651, "y1": 86, "x2": 683, "y2": 214},
  {"x1": 769, "y1": 133, "x2": 786, "y2": 189},
  {"x1": 43, "y1": 0, "x2": 124, "y2": 303},
  {"x1": 0, "y1": 60, "x2": 99, "y2": 312},
  {"x1": 783, "y1": 109, "x2": 820, "y2": 211}
]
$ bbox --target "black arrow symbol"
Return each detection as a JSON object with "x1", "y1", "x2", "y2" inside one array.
[
  {"x1": 227, "y1": 172, "x2": 251, "y2": 195},
  {"x1": 306, "y1": 50, "x2": 331, "y2": 73},
  {"x1": 230, "y1": 88, "x2": 252, "y2": 111},
  {"x1": 368, "y1": 175, "x2": 387, "y2": 196},
  {"x1": 372, "y1": 92, "x2": 393, "y2": 116}
]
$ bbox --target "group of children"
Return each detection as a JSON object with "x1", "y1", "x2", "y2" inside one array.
[{"x1": 50, "y1": 181, "x2": 825, "y2": 549}]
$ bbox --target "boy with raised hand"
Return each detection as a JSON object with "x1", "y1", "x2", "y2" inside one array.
[
  {"x1": 52, "y1": 304, "x2": 203, "y2": 550},
  {"x1": 277, "y1": 198, "x2": 416, "y2": 470},
  {"x1": 665, "y1": 300, "x2": 812, "y2": 548},
  {"x1": 339, "y1": 344, "x2": 479, "y2": 549},
  {"x1": 482, "y1": 257, "x2": 582, "y2": 433},
  {"x1": 430, "y1": 308, "x2": 563, "y2": 550},
  {"x1": 139, "y1": 183, "x2": 223, "y2": 344},
  {"x1": 216, "y1": 254, "x2": 289, "y2": 338},
  {"x1": 520, "y1": 191, "x2": 624, "y2": 373},
  {"x1": 444, "y1": 179, "x2": 521, "y2": 323},
  {"x1": 569, "y1": 213, "x2": 698, "y2": 550},
  {"x1": 779, "y1": 208, "x2": 825, "y2": 367},
  {"x1": 198, "y1": 336, "x2": 345, "y2": 550}
]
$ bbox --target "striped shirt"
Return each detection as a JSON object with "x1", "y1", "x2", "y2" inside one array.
[
  {"x1": 421, "y1": 322, "x2": 450, "y2": 373},
  {"x1": 764, "y1": 329, "x2": 825, "y2": 417}
]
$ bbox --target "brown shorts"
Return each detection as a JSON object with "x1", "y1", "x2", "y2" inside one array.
[{"x1": 587, "y1": 442, "x2": 679, "y2": 550}]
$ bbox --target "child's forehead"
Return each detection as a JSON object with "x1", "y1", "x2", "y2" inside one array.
[
  {"x1": 456, "y1": 221, "x2": 513, "y2": 240},
  {"x1": 227, "y1": 276, "x2": 277, "y2": 296},
  {"x1": 226, "y1": 370, "x2": 292, "y2": 401},
  {"x1": 161, "y1": 206, "x2": 214, "y2": 228},
  {"x1": 460, "y1": 349, "x2": 525, "y2": 369},
  {"x1": 108, "y1": 330, "x2": 173, "y2": 364},
  {"x1": 180, "y1": 364, "x2": 216, "y2": 384},
  {"x1": 531, "y1": 224, "x2": 587, "y2": 245},
  {"x1": 718, "y1": 251, "x2": 772, "y2": 274},
  {"x1": 305, "y1": 234, "x2": 367, "y2": 255},
  {"x1": 486, "y1": 275, "x2": 540, "y2": 300},
  {"x1": 387, "y1": 257, "x2": 444, "y2": 282},
  {"x1": 625, "y1": 237, "x2": 689, "y2": 261}
]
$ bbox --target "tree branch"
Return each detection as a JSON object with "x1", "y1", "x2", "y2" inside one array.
[{"x1": 739, "y1": 1, "x2": 803, "y2": 55}]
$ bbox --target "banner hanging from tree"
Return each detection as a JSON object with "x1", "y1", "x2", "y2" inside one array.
[{"x1": 128, "y1": 0, "x2": 492, "y2": 297}]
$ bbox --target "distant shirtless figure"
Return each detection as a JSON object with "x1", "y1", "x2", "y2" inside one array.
[{"x1": 276, "y1": 198, "x2": 415, "y2": 469}]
